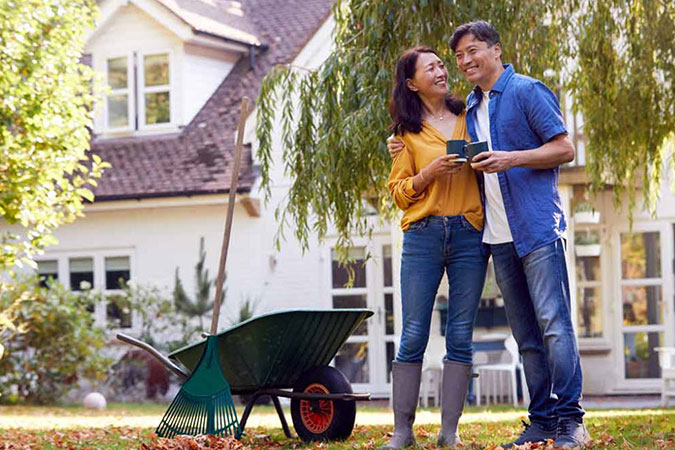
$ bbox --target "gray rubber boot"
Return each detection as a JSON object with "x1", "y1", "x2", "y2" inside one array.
[
  {"x1": 436, "y1": 360, "x2": 472, "y2": 448},
  {"x1": 380, "y1": 361, "x2": 422, "y2": 449}
]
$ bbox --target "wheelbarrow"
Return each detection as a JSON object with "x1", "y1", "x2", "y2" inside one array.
[{"x1": 118, "y1": 308, "x2": 373, "y2": 442}]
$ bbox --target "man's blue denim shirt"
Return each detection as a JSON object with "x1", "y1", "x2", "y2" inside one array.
[{"x1": 465, "y1": 64, "x2": 568, "y2": 258}]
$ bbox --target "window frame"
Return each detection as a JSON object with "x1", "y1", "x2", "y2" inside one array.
[
  {"x1": 612, "y1": 221, "x2": 672, "y2": 390},
  {"x1": 104, "y1": 53, "x2": 135, "y2": 133},
  {"x1": 34, "y1": 250, "x2": 137, "y2": 333},
  {"x1": 137, "y1": 50, "x2": 174, "y2": 130}
]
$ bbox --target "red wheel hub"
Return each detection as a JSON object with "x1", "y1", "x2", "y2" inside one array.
[{"x1": 299, "y1": 383, "x2": 334, "y2": 434}]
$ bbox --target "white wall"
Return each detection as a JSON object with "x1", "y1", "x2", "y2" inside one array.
[
  {"x1": 182, "y1": 44, "x2": 239, "y2": 124},
  {"x1": 53, "y1": 194, "x2": 328, "y2": 324}
]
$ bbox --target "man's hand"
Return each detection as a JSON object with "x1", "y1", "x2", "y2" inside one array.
[
  {"x1": 387, "y1": 136, "x2": 404, "y2": 157},
  {"x1": 470, "y1": 151, "x2": 516, "y2": 173}
]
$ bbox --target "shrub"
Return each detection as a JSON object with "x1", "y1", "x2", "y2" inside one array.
[{"x1": 0, "y1": 276, "x2": 110, "y2": 404}]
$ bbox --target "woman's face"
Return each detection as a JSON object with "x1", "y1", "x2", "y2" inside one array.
[{"x1": 406, "y1": 52, "x2": 448, "y2": 98}]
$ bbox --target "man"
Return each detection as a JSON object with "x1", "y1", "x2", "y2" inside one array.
[{"x1": 388, "y1": 20, "x2": 589, "y2": 449}]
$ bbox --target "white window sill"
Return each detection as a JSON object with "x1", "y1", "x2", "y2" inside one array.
[
  {"x1": 578, "y1": 339, "x2": 613, "y2": 355},
  {"x1": 94, "y1": 125, "x2": 183, "y2": 141}
]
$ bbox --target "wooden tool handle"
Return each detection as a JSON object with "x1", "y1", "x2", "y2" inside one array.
[{"x1": 210, "y1": 97, "x2": 250, "y2": 335}]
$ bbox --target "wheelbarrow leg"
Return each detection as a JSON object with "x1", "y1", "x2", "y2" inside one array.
[
  {"x1": 238, "y1": 392, "x2": 261, "y2": 436},
  {"x1": 271, "y1": 395, "x2": 293, "y2": 439}
]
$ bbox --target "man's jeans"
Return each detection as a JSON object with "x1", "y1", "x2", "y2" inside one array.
[
  {"x1": 490, "y1": 239, "x2": 584, "y2": 426},
  {"x1": 397, "y1": 215, "x2": 487, "y2": 364}
]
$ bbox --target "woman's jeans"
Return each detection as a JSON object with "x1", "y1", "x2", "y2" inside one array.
[
  {"x1": 397, "y1": 215, "x2": 487, "y2": 365},
  {"x1": 490, "y1": 239, "x2": 584, "y2": 425}
]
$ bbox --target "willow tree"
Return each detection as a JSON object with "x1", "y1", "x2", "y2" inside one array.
[
  {"x1": 0, "y1": 0, "x2": 108, "y2": 272},
  {"x1": 256, "y1": 0, "x2": 675, "y2": 253}
]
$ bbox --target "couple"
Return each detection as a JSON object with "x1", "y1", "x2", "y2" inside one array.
[{"x1": 384, "y1": 21, "x2": 589, "y2": 449}]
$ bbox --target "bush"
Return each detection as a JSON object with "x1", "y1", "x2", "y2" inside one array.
[{"x1": 0, "y1": 276, "x2": 110, "y2": 404}]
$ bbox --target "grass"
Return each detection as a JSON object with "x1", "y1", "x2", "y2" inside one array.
[{"x1": 0, "y1": 403, "x2": 674, "y2": 449}]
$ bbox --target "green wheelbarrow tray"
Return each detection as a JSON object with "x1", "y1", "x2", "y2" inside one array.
[
  {"x1": 168, "y1": 308, "x2": 373, "y2": 393},
  {"x1": 118, "y1": 308, "x2": 373, "y2": 442}
]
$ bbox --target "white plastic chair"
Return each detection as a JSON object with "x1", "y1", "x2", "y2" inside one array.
[
  {"x1": 474, "y1": 335, "x2": 529, "y2": 407},
  {"x1": 655, "y1": 347, "x2": 675, "y2": 407}
]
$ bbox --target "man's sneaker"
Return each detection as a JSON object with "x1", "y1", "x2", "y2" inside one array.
[
  {"x1": 555, "y1": 417, "x2": 591, "y2": 448},
  {"x1": 501, "y1": 420, "x2": 557, "y2": 448}
]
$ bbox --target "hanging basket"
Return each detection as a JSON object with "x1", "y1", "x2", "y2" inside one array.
[
  {"x1": 573, "y1": 211, "x2": 601, "y2": 224},
  {"x1": 575, "y1": 244, "x2": 601, "y2": 257}
]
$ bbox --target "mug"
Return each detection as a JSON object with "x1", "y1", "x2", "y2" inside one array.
[{"x1": 446, "y1": 139, "x2": 467, "y2": 163}]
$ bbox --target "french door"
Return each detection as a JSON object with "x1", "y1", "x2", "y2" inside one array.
[{"x1": 324, "y1": 235, "x2": 396, "y2": 397}]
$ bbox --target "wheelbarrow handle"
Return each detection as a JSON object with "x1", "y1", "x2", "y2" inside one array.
[{"x1": 116, "y1": 333, "x2": 189, "y2": 380}]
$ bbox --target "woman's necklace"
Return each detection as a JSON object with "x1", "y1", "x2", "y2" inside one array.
[{"x1": 426, "y1": 108, "x2": 445, "y2": 121}]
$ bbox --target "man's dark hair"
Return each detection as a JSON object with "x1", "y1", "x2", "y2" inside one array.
[{"x1": 450, "y1": 20, "x2": 500, "y2": 52}]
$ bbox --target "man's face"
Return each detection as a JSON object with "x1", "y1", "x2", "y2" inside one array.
[{"x1": 454, "y1": 33, "x2": 502, "y2": 87}]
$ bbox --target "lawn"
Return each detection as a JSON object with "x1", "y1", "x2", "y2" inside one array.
[{"x1": 0, "y1": 403, "x2": 674, "y2": 449}]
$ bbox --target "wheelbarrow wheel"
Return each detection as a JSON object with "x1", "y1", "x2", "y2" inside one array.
[{"x1": 290, "y1": 366, "x2": 356, "y2": 442}]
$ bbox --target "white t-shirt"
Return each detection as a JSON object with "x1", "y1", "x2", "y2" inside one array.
[{"x1": 475, "y1": 90, "x2": 513, "y2": 244}]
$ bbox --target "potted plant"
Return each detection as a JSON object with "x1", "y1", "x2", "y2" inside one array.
[
  {"x1": 575, "y1": 230, "x2": 601, "y2": 257},
  {"x1": 573, "y1": 201, "x2": 600, "y2": 224}
]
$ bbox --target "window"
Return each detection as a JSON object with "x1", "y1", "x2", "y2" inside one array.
[
  {"x1": 105, "y1": 256, "x2": 131, "y2": 290},
  {"x1": 106, "y1": 55, "x2": 133, "y2": 130},
  {"x1": 620, "y1": 231, "x2": 663, "y2": 379},
  {"x1": 474, "y1": 258, "x2": 507, "y2": 329},
  {"x1": 36, "y1": 253, "x2": 133, "y2": 329},
  {"x1": 574, "y1": 228, "x2": 603, "y2": 339},
  {"x1": 140, "y1": 53, "x2": 171, "y2": 127},
  {"x1": 331, "y1": 247, "x2": 369, "y2": 383},
  {"x1": 37, "y1": 260, "x2": 58, "y2": 288},
  {"x1": 104, "y1": 52, "x2": 171, "y2": 132},
  {"x1": 105, "y1": 256, "x2": 132, "y2": 328},
  {"x1": 69, "y1": 257, "x2": 94, "y2": 291},
  {"x1": 383, "y1": 245, "x2": 395, "y2": 383}
]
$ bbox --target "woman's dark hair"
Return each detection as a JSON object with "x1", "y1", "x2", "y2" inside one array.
[{"x1": 389, "y1": 46, "x2": 464, "y2": 136}]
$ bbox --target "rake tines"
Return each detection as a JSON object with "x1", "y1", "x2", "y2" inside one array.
[{"x1": 156, "y1": 335, "x2": 240, "y2": 439}]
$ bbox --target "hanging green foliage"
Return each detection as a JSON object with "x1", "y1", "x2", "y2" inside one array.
[
  {"x1": 256, "y1": 0, "x2": 675, "y2": 253},
  {"x1": 566, "y1": 0, "x2": 675, "y2": 215}
]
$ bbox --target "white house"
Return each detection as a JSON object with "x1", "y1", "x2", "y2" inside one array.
[{"x1": 34, "y1": 0, "x2": 674, "y2": 398}]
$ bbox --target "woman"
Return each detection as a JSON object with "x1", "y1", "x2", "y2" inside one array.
[{"x1": 383, "y1": 46, "x2": 487, "y2": 449}]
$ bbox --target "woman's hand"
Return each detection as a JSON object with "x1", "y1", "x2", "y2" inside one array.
[
  {"x1": 412, "y1": 155, "x2": 463, "y2": 194},
  {"x1": 422, "y1": 155, "x2": 464, "y2": 179},
  {"x1": 387, "y1": 136, "x2": 404, "y2": 157}
]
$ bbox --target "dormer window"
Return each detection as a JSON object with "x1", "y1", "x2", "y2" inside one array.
[{"x1": 104, "y1": 51, "x2": 172, "y2": 133}]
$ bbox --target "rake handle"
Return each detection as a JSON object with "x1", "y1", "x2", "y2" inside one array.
[{"x1": 210, "y1": 97, "x2": 250, "y2": 335}]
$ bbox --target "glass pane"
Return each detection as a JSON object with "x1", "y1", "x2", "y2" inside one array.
[
  {"x1": 333, "y1": 295, "x2": 367, "y2": 335},
  {"x1": 37, "y1": 260, "x2": 58, "y2": 288},
  {"x1": 481, "y1": 258, "x2": 500, "y2": 299},
  {"x1": 69, "y1": 257, "x2": 93, "y2": 291},
  {"x1": 576, "y1": 286, "x2": 602, "y2": 338},
  {"x1": 145, "y1": 92, "x2": 170, "y2": 125},
  {"x1": 107, "y1": 56, "x2": 127, "y2": 89},
  {"x1": 108, "y1": 94, "x2": 128, "y2": 128},
  {"x1": 622, "y1": 285, "x2": 663, "y2": 326},
  {"x1": 106, "y1": 294, "x2": 132, "y2": 328},
  {"x1": 576, "y1": 256, "x2": 600, "y2": 282},
  {"x1": 331, "y1": 248, "x2": 366, "y2": 288},
  {"x1": 386, "y1": 342, "x2": 395, "y2": 383},
  {"x1": 334, "y1": 342, "x2": 368, "y2": 383},
  {"x1": 383, "y1": 245, "x2": 393, "y2": 287},
  {"x1": 144, "y1": 53, "x2": 169, "y2": 86},
  {"x1": 624, "y1": 332, "x2": 662, "y2": 379},
  {"x1": 105, "y1": 256, "x2": 130, "y2": 290},
  {"x1": 621, "y1": 232, "x2": 661, "y2": 279},
  {"x1": 385, "y1": 293, "x2": 394, "y2": 335}
]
